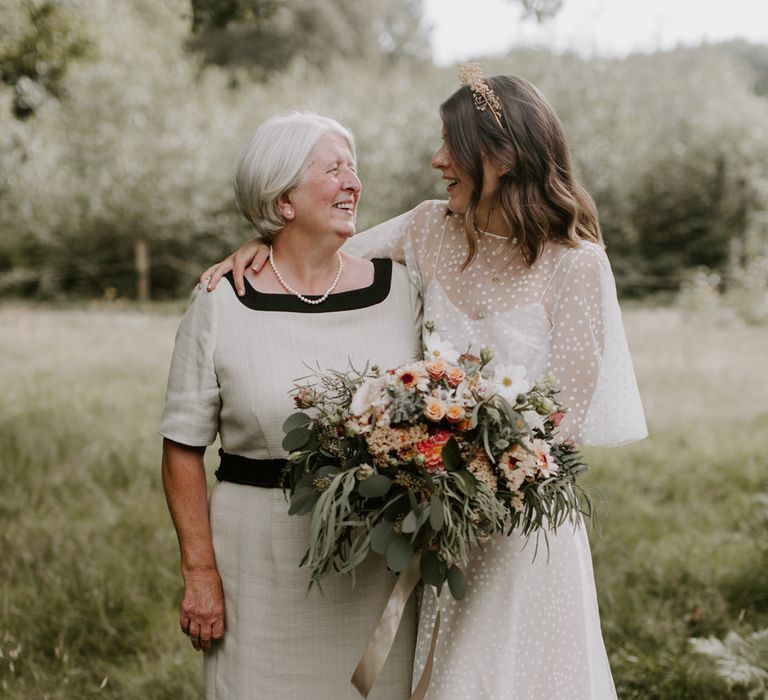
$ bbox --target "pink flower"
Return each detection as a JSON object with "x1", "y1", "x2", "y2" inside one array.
[
  {"x1": 550, "y1": 411, "x2": 565, "y2": 427},
  {"x1": 294, "y1": 387, "x2": 316, "y2": 408}
]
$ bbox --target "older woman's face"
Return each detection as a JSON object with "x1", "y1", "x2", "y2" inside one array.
[{"x1": 287, "y1": 131, "x2": 361, "y2": 241}]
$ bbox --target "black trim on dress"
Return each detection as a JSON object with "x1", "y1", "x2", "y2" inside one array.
[{"x1": 225, "y1": 258, "x2": 392, "y2": 313}]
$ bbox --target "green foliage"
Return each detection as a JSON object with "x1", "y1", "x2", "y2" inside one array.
[
  {"x1": 1, "y1": 305, "x2": 767, "y2": 697},
  {"x1": 189, "y1": 0, "x2": 279, "y2": 33},
  {"x1": 1, "y1": 1, "x2": 767, "y2": 300},
  {"x1": 187, "y1": 0, "x2": 429, "y2": 73},
  {"x1": 690, "y1": 629, "x2": 768, "y2": 698},
  {"x1": 0, "y1": 0, "x2": 90, "y2": 117},
  {"x1": 483, "y1": 46, "x2": 768, "y2": 296}
]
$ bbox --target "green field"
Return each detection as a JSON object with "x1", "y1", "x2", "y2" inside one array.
[{"x1": 1, "y1": 304, "x2": 766, "y2": 699}]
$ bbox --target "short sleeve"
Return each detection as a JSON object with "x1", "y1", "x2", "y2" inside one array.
[
  {"x1": 159, "y1": 285, "x2": 221, "y2": 447},
  {"x1": 549, "y1": 244, "x2": 647, "y2": 447}
]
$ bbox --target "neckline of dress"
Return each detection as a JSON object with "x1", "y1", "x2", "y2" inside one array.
[{"x1": 426, "y1": 276, "x2": 550, "y2": 326}]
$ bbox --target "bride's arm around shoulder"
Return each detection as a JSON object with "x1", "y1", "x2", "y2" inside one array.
[{"x1": 343, "y1": 199, "x2": 449, "y2": 261}]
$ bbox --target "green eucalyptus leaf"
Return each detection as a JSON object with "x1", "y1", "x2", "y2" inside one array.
[
  {"x1": 497, "y1": 398, "x2": 527, "y2": 432},
  {"x1": 386, "y1": 536, "x2": 415, "y2": 573},
  {"x1": 316, "y1": 465, "x2": 341, "y2": 477},
  {"x1": 420, "y1": 550, "x2": 447, "y2": 586},
  {"x1": 441, "y1": 437, "x2": 462, "y2": 472},
  {"x1": 370, "y1": 521, "x2": 397, "y2": 554},
  {"x1": 452, "y1": 469, "x2": 477, "y2": 497},
  {"x1": 288, "y1": 489, "x2": 320, "y2": 515},
  {"x1": 383, "y1": 497, "x2": 410, "y2": 520},
  {"x1": 358, "y1": 473, "x2": 392, "y2": 499},
  {"x1": 282, "y1": 412, "x2": 311, "y2": 434},
  {"x1": 295, "y1": 474, "x2": 315, "y2": 492},
  {"x1": 429, "y1": 494, "x2": 444, "y2": 531},
  {"x1": 401, "y1": 510, "x2": 418, "y2": 534},
  {"x1": 447, "y1": 565, "x2": 467, "y2": 600},
  {"x1": 291, "y1": 462, "x2": 305, "y2": 484},
  {"x1": 282, "y1": 427, "x2": 311, "y2": 452}
]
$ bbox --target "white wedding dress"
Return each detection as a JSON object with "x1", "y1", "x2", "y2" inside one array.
[{"x1": 345, "y1": 200, "x2": 647, "y2": 699}]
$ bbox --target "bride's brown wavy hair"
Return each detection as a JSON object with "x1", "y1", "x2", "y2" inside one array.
[{"x1": 441, "y1": 75, "x2": 603, "y2": 268}]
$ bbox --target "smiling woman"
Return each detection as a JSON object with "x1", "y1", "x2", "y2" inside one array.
[{"x1": 159, "y1": 112, "x2": 422, "y2": 699}]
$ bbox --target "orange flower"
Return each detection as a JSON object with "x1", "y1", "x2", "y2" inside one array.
[
  {"x1": 416, "y1": 429, "x2": 453, "y2": 472},
  {"x1": 445, "y1": 404, "x2": 464, "y2": 423},
  {"x1": 424, "y1": 396, "x2": 447, "y2": 421},
  {"x1": 445, "y1": 367, "x2": 466, "y2": 388},
  {"x1": 426, "y1": 359, "x2": 447, "y2": 381}
]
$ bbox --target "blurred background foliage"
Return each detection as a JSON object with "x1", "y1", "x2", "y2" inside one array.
[
  {"x1": 2, "y1": 3, "x2": 768, "y2": 698},
  {"x1": 1, "y1": 0, "x2": 767, "y2": 308}
]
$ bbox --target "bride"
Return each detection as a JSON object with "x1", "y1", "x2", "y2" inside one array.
[{"x1": 204, "y1": 67, "x2": 647, "y2": 699}]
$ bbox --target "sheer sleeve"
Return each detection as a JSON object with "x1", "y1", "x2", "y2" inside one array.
[
  {"x1": 343, "y1": 210, "x2": 413, "y2": 263},
  {"x1": 343, "y1": 200, "x2": 450, "y2": 297},
  {"x1": 548, "y1": 244, "x2": 647, "y2": 447},
  {"x1": 159, "y1": 285, "x2": 221, "y2": 447}
]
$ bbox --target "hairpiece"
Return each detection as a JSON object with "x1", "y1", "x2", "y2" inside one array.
[{"x1": 458, "y1": 62, "x2": 503, "y2": 128}]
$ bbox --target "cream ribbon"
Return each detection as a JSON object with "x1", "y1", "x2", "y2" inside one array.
[{"x1": 351, "y1": 554, "x2": 443, "y2": 700}]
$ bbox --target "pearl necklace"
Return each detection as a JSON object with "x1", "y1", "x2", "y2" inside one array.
[{"x1": 268, "y1": 247, "x2": 344, "y2": 305}]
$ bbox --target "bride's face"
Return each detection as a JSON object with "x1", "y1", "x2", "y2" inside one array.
[{"x1": 431, "y1": 130, "x2": 502, "y2": 215}]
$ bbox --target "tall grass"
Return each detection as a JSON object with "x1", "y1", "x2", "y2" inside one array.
[{"x1": 1, "y1": 304, "x2": 766, "y2": 698}]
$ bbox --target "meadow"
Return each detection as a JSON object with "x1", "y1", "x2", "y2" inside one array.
[{"x1": 1, "y1": 303, "x2": 766, "y2": 699}]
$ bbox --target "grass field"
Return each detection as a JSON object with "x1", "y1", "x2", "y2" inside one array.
[{"x1": 1, "y1": 303, "x2": 766, "y2": 699}]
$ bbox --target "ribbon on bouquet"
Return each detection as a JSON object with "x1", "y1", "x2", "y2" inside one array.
[{"x1": 351, "y1": 553, "x2": 443, "y2": 700}]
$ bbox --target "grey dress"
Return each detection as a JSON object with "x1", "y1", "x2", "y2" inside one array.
[{"x1": 161, "y1": 259, "x2": 422, "y2": 699}]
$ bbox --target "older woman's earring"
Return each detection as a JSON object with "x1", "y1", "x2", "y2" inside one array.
[{"x1": 284, "y1": 206, "x2": 294, "y2": 220}]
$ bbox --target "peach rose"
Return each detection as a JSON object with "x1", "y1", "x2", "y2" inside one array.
[
  {"x1": 445, "y1": 404, "x2": 465, "y2": 423},
  {"x1": 426, "y1": 359, "x2": 447, "y2": 381},
  {"x1": 445, "y1": 367, "x2": 466, "y2": 388},
  {"x1": 424, "y1": 397, "x2": 447, "y2": 421}
]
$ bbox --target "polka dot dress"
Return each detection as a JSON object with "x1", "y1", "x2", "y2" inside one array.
[{"x1": 346, "y1": 201, "x2": 647, "y2": 699}]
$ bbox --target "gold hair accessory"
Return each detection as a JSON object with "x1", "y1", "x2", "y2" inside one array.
[{"x1": 458, "y1": 62, "x2": 503, "y2": 128}]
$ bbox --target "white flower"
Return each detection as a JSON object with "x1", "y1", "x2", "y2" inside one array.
[
  {"x1": 522, "y1": 410, "x2": 546, "y2": 434},
  {"x1": 532, "y1": 439, "x2": 559, "y2": 478},
  {"x1": 492, "y1": 364, "x2": 531, "y2": 403},
  {"x1": 395, "y1": 363, "x2": 430, "y2": 392},
  {"x1": 350, "y1": 376, "x2": 390, "y2": 416},
  {"x1": 424, "y1": 332, "x2": 460, "y2": 364}
]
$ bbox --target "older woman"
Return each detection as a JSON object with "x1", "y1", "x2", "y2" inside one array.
[{"x1": 160, "y1": 112, "x2": 420, "y2": 699}]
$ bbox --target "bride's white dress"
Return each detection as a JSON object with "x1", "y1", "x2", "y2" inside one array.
[{"x1": 345, "y1": 200, "x2": 647, "y2": 699}]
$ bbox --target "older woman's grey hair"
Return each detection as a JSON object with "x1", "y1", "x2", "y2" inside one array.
[{"x1": 234, "y1": 112, "x2": 357, "y2": 242}]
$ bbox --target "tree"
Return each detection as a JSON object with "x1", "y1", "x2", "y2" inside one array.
[
  {"x1": 186, "y1": 0, "x2": 429, "y2": 74},
  {"x1": 0, "y1": 0, "x2": 89, "y2": 118}
]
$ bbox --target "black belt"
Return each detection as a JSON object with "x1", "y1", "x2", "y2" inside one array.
[{"x1": 215, "y1": 449, "x2": 287, "y2": 488}]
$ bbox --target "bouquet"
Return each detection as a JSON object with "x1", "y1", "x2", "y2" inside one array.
[{"x1": 281, "y1": 327, "x2": 590, "y2": 600}]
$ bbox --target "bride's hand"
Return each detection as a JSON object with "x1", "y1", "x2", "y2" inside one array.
[{"x1": 199, "y1": 239, "x2": 270, "y2": 296}]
